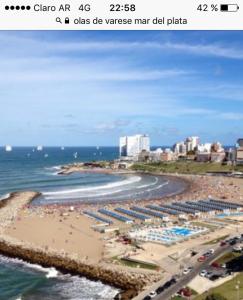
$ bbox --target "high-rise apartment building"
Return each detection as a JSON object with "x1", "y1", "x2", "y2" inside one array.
[{"x1": 119, "y1": 134, "x2": 150, "y2": 157}]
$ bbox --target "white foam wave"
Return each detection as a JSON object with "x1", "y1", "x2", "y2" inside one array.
[
  {"x1": 136, "y1": 177, "x2": 158, "y2": 189},
  {"x1": 0, "y1": 193, "x2": 10, "y2": 201},
  {"x1": 45, "y1": 166, "x2": 61, "y2": 171},
  {"x1": 43, "y1": 175, "x2": 141, "y2": 196},
  {"x1": 46, "y1": 267, "x2": 59, "y2": 278},
  {"x1": 0, "y1": 255, "x2": 58, "y2": 278},
  {"x1": 44, "y1": 166, "x2": 62, "y2": 176},
  {"x1": 96, "y1": 180, "x2": 170, "y2": 200},
  {"x1": 44, "y1": 177, "x2": 161, "y2": 200},
  {"x1": 44, "y1": 178, "x2": 170, "y2": 201},
  {"x1": 54, "y1": 275, "x2": 119, "y2": 300},
  {"x1": 146, "y1": 180, "x2": 169, "y2": 192},
  {"x1": 44, "y1": 189, "x2": 124, "y2": 200}
]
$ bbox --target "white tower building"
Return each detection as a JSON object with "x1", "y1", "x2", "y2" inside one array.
[{"x1": 119, "y1": 134, "x2": 150, "y2": 157}]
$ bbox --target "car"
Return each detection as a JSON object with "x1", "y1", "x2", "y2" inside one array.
[
  {"x1": 148, "y1": 291, "x2": 157, "y2": 298},
  {"x1": 143, "y1": 296, "x2": 151, "y2": 300},
  {"x1": 170, "y1": 277, "x2": 177, "y2": 284},
  {"x1": 204, "y1": 252, "x2": 212, "y2": 258},
  {"x1": 178, "y1": 287, "x2": 193, "y2": 297},
  {"x1": 220, "y1": 241, "x2": 227, "y2": 247},
  {"x1": 221, "y1": 263, "x2": 226, "y2": 268},
  {"x1": 198, "y1": 256, "x2": 206, "y2": 262},
  {"x1": 163, "y1": 281, "x2": 172, "y2": 289},
  {"x1": 155, "y1": 286, "x2": 164, "y2": 294},
  {"x1": 210, "y1": 274, "x2": 220, "y2": 281},
  {"x1": 205, "y1": 271, "x2": 213, "y2": 278},
  {"x1": 233, "y1": 245, "x2": 242, "y2": 252},
  {"x1": 230, "y1": 240, "x2": 237, "y2": 246},
  {"x1": 211, "y1": 262, "x2": 220, "y2": 268},
  {"x1": 183, "y1": 267, "x2": 193, "y2": 274},
  {"x1": 200, "y1": 270, "x2": 208, "y2": 277},
  {"x1": 208, "y1": 249, "x2": 215, "y2": 254}
]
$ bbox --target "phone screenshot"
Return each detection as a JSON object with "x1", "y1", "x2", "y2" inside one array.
[{"x1": 0, "y1": 1, "x2": 243, "y2": 300}]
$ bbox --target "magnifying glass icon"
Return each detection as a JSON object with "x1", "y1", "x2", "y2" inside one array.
[{"x1": 56, "y1": 17, "x2": 62, "y2": 24}]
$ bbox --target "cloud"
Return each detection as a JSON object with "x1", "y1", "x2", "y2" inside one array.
[
  {"x1": 93, "y1": 119, "x2": 132, "y2": 133},
  {"x1": 1, "y1": 32, "x2": 243, "y2": 60},
  {"x1": 219, "y1": 112, "x2": 243, "y2": 120}
]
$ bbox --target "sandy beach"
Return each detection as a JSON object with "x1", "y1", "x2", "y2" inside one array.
[
  {"x1": 3, "y1": 174, "x2": 243, "y2": 261},
  {"x1": 5, "y1": 208, "x2": 104, "y2": 262}
]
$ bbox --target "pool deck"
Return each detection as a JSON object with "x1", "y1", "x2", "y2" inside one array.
[{"x1": 129, "y1": 225, "x2": 208, "y2": 245}]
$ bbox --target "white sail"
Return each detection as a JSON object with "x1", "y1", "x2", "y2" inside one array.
[
  {"x1": 37, "y1": 145, "x2": 43, "y2": 151},
  {"x1": 5, "y1": 145, "x2": 12, "y2": 152}
]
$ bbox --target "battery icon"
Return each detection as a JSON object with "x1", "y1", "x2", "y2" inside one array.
[{"x1": 220, "y1": 4, "x2": 239, "y2": 11}]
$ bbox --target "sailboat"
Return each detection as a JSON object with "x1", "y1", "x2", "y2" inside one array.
[
  {"x1": 73, "y1": 152, "x2": 78, "y2": 159},
  {"x1": 37, "y1": 145, "x2": 43, "y2": 151},
  {"x1": 5, "y1": 145, "x2": 12, "y2": 152},
  {"x1": 61, "y1": 146, "x2": 65, "y2": 151}
]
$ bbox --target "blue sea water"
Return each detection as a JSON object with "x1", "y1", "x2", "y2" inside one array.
[
  {"x1": 0, "y1": 146, "x2": 119, "y2": 197},
  {"x1": 0, "y1": 147, "x2": 120, "y2": 300}
]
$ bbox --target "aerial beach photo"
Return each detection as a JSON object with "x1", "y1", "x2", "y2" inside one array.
[{"x1": 1, "y1": 31, "x2": 243, "y2": 300}]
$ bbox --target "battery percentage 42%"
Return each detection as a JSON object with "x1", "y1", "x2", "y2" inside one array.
[{"x1": 197, "y1": 4, "x2": 219, "y2": 11}]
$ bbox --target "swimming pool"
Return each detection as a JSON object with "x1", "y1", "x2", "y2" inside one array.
[
  {"x1": 170, "y1": 227, "x2": 193, "y2": 236},
  {"x1": 129, "y1": 225, "x2": 207, "y2": 245}
]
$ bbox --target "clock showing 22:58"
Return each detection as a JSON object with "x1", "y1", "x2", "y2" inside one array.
[{"x1": 110, "y1": 4, "x2": 136, "y2": 11}]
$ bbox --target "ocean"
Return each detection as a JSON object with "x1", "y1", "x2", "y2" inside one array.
[
  {"x1": 0, "y1": 147, "x2": 119, "y2": 197},
  {"x1": 0, "y1": 147, "x2": 120, "y2": 300}
]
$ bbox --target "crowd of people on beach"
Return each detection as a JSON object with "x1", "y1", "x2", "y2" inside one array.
[{"x1": 20, "y1": 174, "x2": 242, "y2": 219}]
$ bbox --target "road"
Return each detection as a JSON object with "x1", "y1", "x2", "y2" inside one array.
[{"x1": 154, "y1": 244, "x2": 233, "y2": 300}]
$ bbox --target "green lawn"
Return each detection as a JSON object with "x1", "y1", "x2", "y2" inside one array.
[
  {"x1": 131, "y1": 161, "x2": 243, "y2": 175},
  {"x1": 111, "y1": 256, "x2": 160, "y2": 270},
  {"x1": 194, "y1": 273, "x2": 243, "y2": 300},
  {"x1": 191, "y1": 221, "x2": 218, "y2": 230}
]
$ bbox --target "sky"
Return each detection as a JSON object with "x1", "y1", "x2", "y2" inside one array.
[{"x1": 0, "y1": 30, "x2": 243, "y2": 146}]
